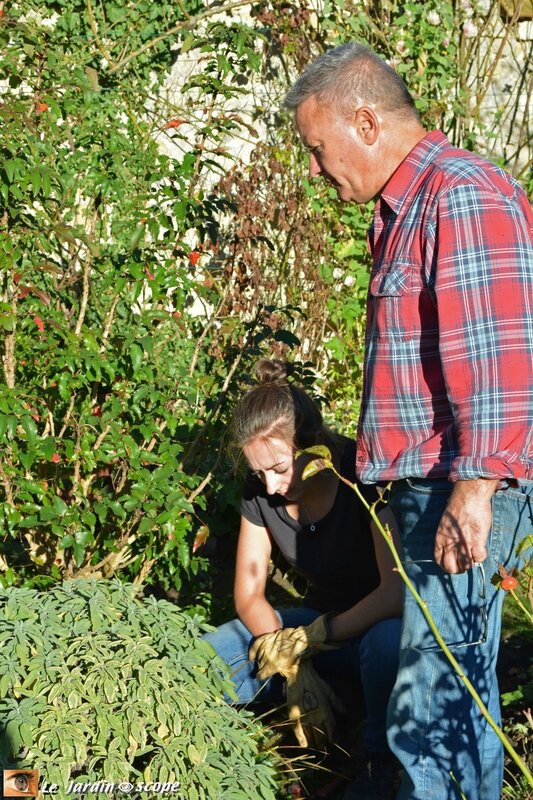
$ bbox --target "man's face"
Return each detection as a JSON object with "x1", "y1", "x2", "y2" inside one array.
[{"x1": 295, "y1": 94, "x2": 380, "y2": 204}]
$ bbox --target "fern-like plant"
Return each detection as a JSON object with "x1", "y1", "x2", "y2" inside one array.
[{"x1": 0, "y1": 580, "x2": 279, "y2": 799}]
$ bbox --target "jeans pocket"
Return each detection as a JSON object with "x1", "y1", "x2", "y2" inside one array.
[
  {"x1": 403, "y1": 561, "x2": 488, "y2": 652},
  {"x1": 490, "y1": 479, "x2": 533, "y2": 567},
  {"x1": 404, "y1": 477, "x2": 452, "y2": 495}
]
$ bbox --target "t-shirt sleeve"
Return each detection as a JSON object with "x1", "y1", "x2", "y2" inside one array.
[{"x1": 240, "y1": 473, "x2": 266, "y2": 527}]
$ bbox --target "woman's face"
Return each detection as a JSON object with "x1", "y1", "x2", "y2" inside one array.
[{"x1": 243, "y1": 436, "x2": 307, "y2": 502}]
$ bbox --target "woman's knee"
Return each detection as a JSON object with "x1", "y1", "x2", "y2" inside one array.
[{"x1": 360, "y1": 618, "x2": 402, "y2": 667}]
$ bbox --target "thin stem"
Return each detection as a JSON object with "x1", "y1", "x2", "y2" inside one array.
[
  {"x1": 471, "y1": 1, "x2": 523, "y2": 119},
  {"x1": 100, "y1": 296, "x2": 120, "y2": 354},
  {"x1": 509, "y1": 589, "x2": 533, "y2": 625},
  {"x1": 0, "y1": 460, "x2": 14, "y2": 506}
]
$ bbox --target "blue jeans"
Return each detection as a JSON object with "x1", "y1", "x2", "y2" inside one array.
[
  {"x1": 387, "y1": 478, "x2": 533, "y2": 800},
  {"x1": 203, "y1": 607, "x2": 401, "y2": 753}
]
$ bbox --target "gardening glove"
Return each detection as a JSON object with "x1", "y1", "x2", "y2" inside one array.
[
  {"x1": 249, "y1": 614, "x2": 338, "y2": 681},
  {"x1": 285, "y1": 660, "x2": 344, "y2": 751}
]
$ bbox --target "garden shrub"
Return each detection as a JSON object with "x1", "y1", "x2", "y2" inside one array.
[
  {"x1": 0, "y1": 0, "x2": 530, "y2": 598},
  {"x1": 0, "y1": 579, "x2": 280, "y2": 799},
  {"x1": 0, "y1": 0, "x2": 300, "y2": 591}
]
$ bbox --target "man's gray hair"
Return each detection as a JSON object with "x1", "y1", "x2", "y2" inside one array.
[{"x1": 284, "y1": 42, "x2": 419, "y2": 120}]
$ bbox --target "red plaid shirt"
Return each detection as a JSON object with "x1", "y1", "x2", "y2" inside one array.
[{"x1": 356, "y1": 131, "x2": 533, "y2": 483}]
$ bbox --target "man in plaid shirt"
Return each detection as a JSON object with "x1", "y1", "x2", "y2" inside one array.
[{"x1": 285, "y1": 42, "x2": 533, "y2": 800}]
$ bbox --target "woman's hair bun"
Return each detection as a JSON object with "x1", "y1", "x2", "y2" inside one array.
[{"x1": 255, "y1": 358, "x2": 293, "y2": 385}]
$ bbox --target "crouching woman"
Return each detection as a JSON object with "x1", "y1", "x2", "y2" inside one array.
[{"x1": 204, "y1": 359, "x2": 402, "y2": 796}]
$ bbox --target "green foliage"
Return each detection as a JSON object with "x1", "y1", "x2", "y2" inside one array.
[
  {"x1": 0, "y1": 579, "x2": 279, "y2": 799},
  {"x1": 0, "y1": 1, "x2": 301, "y2": 589},
  {"x1": 0, "y1": 0, "x2": 530, "y2": 597}
]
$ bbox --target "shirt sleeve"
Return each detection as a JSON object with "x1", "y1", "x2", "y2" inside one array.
[
  {"x1": 433, "y1": 182, "x2": 533, "y2": 480},
  {"x1": 240, "y1": 473, "x2": 266, "y2": 526}
]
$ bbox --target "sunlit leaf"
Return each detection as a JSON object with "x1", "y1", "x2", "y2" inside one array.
[{"x1": 301, "y1": 458, "x2": 333, "y2": 481}]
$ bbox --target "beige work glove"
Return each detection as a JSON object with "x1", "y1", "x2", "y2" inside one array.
[
  {"x1": 249, "y1": 614, "x2": 337, "y2": 681},
  {"x1": 285, "y1": 660, "x2": 344, "y2": 750}
]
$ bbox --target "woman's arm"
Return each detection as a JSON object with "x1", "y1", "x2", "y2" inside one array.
[
  {"x1": 328, "y1": 505, "x2": 403, "y2": 641},
  {"x1": 233, "y1": 516, "x2": 281, "y2": 637}
]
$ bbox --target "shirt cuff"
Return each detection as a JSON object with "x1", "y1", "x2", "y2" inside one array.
[{"x1": 449, "y1": 453, "x2": 527, "y2": 482}]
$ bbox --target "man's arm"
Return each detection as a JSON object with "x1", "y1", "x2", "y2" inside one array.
[
  {"x1": 434, "y1": 478, "x2": 499, "y2": 573},
  {"x1": 433, "y1": 183, "x2": 532, "y2": 488},
  {"x1": 431, "y1": 179, "x2": 532, "y2": 574}
]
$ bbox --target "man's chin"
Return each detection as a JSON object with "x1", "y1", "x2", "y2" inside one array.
[{"x1": 335, "y1": 185, "x2": 352, "y2": 202}]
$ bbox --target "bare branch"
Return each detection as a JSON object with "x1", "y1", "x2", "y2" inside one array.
[
  {"x1": 0, "y1": 460, "x2": 14, "y2": 506},
  {"x1": 100, "y1": 295, "x2": 120, "y2": 353}
]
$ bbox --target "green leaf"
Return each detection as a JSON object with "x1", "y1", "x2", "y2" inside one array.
[
  {"x1": 31, "y1": 168, "x2": 42, "y2": 196},
  {"x1": 72, "y1": 542, "x2": 86, "y2": 567},
  {"x1": 129, "y1": 225, "x2": 145, "y2": 252},
  {"x1": 129, "y1": 343, "x2": 143, "y2": 372},
  {"x1": 20, "y1": 416, "x2": 38, "y2": 443},
  {"x1": 516, "y1": 535, "x2": 533, "y2": 559}
]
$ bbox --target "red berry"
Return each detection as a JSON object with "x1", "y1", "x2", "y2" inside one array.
[
  {"x1": 188, "y1": 251, "x2": 200, "y2": 266},
  {"x1": 51, "y1": 453, "x2": 61, "y2": 464},
  {"x1": 501, "y1": 575, "x2": 518, "y2": 591},
  {"x1": 165, "y1": 119, "x2": 184, "y2": 129}
]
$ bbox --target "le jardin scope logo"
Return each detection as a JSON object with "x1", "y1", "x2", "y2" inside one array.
[{"x1": 2, "y1": 770, "x2": 183, "y2": 797}]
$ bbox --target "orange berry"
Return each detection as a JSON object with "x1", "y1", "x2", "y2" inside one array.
[
  {"x1": 501, "y1": 575, "x2": 518, "y2": 591},
  {"x1": 188, "y1": 251, "x2": 200, "y2": 266}
]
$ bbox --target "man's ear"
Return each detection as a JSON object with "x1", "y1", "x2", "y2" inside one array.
[{"x1": 354, "y1": 107, "x2": 380, "y2": 145}]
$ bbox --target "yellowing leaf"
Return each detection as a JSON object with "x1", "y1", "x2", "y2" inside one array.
[
  {"x1": 302, "y1": 458, "x2": 333, "y2": 481},
  {"x1": 297, "y1": 444, "x2": 333, "y2": 460}
]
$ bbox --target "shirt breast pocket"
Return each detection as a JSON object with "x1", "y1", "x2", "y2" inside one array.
[{"x1": 368, "y1": 261, "x2": 421, "y2": 342}]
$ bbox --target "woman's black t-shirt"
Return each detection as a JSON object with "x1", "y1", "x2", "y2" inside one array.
[{"x1": 240, "y1": 437, "x2": 381, "y2": 613}]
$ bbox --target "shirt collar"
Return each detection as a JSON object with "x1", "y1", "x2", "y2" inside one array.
[{"x1": 379, "y1": 130, "x2": 450, "y2": 214}]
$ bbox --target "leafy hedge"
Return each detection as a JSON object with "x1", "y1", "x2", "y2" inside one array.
[
  {"x1": 0, "y1": 0, "x2": 298, "y2": 591},
  {"x1": 0, "y1": 579, "x2": 279, "y2": 799},
  {"x1": 1, "y1": 0, "x2": 530, "y2": 596}
]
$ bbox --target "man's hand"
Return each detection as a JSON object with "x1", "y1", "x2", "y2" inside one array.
[
  {"x1": 434, "y1": 478, "x2": 498, "y2": 573},
  {"x1": 249, "y1": 615, "x2": 336, "y2": 681}
]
